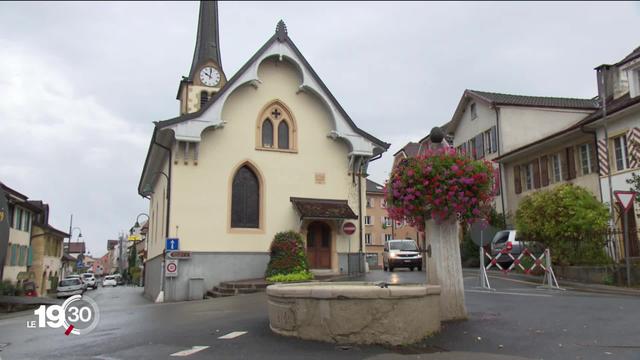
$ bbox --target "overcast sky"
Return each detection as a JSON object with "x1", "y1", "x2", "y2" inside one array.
[{"x1": 1, "y1": 1, "x2": 639, "y2": 257}]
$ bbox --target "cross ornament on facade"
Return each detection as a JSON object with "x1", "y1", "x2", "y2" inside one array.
[{"x1": 271, "y1": 108, "x2": 282, "y2": 119}]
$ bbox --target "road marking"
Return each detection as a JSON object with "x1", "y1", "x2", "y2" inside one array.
[
  {"x1": 218, "y1": 331, "x2": 247, "y2": 339},
  {"x1": 93, "y1": 356, "x2": 122, "y2": 360},
  {"x1": 466, "y1": 289, "x2": 552, "y2": 297},
  {"x1": 170, "y1": 346, "x2": 210, "y2": 357}
]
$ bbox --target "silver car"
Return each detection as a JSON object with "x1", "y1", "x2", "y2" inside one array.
[
  {"x1": 383, "y1": 239, "x2": 423, "y2": 272},
  {"x1": 57, "y1": 278, "x2": 85, "y2": 298}
]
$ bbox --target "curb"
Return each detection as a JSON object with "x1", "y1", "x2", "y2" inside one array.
[{"x1": 463, "y1": 268, "x2": 640, "y2": 297}]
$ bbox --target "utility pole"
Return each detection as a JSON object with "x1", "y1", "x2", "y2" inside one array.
[{"x1": 118, "y1": 232, "x2": 124, "y2": 275}]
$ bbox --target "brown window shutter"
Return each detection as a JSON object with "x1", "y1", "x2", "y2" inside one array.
[
  {"x1": 566, "y1": 147, "x2": 576, "y2": 180},
  {"x1": 540, "y1": 156, "x2": 549, "y2": 186},
  {"x1": 514, "y1": 165, "x2": 522, "y2": 194},
  {"x1": 561, "y1": 150, "x2": 569, "y2": 180},
  {"x1": 533, "y1": 159, "x2": 541, "y2": 189}
]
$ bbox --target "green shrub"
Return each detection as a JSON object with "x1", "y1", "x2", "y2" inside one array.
[
  {"x1": 515, "y1": 184, "x2": 610, "y2": 266},
  {"x1": 265, "y1": 231, "x2": 310, "y2": 277},
  {"x1": 0, "y1": 280, "x2": 16, "y2": 296},
  {"x1": 266, "y1": 271, "x2": 314, "y2": 283}
]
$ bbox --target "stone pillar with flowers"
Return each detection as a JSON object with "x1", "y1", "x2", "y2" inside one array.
[{"x1": 386, "y1": 127, "x2": 496, "y2": 321}]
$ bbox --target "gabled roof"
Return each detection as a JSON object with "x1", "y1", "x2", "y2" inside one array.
[
  {"x1": 579, "y1": 93, "x2": 640, "y2": 126},
  {"x1": 141, "y1": 20, "x2": 389, "y2": 195},
  {"x1": 366, "y1": 179, "x2": 385, "y2": 194},
  {"x1": 155, "y1": 21, "x2": 388, "y2": 149},
  {"x1": 446, "y1": 89, "x2": 599, "y2": 135},
  {"x1": 67, "y1": 242, "x2": 86, "y2": 254},
  {"x1": 392, "y1": 142, "x2": 420, "y2": 158},
  {"x1": 467, "y1": 90, "x2": 599, "y2": 110},
  {"x1": 615, "y1": 46, "x2": 640, "y2": 67}
]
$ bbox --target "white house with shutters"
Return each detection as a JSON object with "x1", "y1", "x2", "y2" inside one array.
[{"x1": 445, "y1": 90, "x2": 598, "y2": 218}]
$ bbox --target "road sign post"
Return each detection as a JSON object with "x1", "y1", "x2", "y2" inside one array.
[
  {"x1": 165, "y1": 259, "x2": 178, "y2": 277},
  {"x1": 614, "y1": 190, "x2": 636, "y2": 287},
  {"x1": 166, "y1": 238, "x2": 179, "y2": 251}
]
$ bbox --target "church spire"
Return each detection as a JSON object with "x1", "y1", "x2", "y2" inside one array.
[{"x1": 188, "y1": 0, "x2": 223, "y2": 80}]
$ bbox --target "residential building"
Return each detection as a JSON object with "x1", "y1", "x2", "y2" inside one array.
[
  {"x1": 445, "y1": 89, "x2": 599, "y2": 218},
  {"x1": 28, "y1": 201, "x2": 68, "y2": 296},
  {"x1": 582, "y1": 46, "x2": 640, "y2": 258},
  {"x1": 364, "y1": 179, "x2": 393, "y2": 269},
  {"x1": 1, "y1": 182, "x2": 41, "y2": 284},
  {"x1": 138, "y1": 2, "x2": 388, "y2": 301}
]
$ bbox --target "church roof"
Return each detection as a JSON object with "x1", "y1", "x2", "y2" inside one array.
[
  {"x1": 155, "y1": 21, "x2": 389, "y2": 150},
  {"x1": 188, "y1": 1, "x2": 223, "y2": 81}
]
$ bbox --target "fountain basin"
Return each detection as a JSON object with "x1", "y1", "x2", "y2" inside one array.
[{"x1": 267, "y1": 282, "x2": 441, "y2": 345}]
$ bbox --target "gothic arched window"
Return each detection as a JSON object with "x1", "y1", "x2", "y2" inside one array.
[
  {"x1": 231, "y1": 165, "x2": 260, "y2": 228},
  {"x1": 256, "y1": 101, "x2": 297, "y2": 152},
  {"x1": 261, "y1": 119, "x2": 274, "y2": 148},
  {"x1": 278, "y1": 120, "x2": 289, "y2": 149},
  {"x1": 200, "y1": 91, "x2": 209, "y2": 108}
]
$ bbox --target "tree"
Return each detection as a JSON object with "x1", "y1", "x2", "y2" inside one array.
[{"x1": 515, "y1": 184, "x2": 610, "y2": 266}]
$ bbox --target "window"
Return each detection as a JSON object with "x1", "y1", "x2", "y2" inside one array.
[
  {"x1": 468, "y1": 138, "x2": 477, "y2": 159},
  {"x1": 613, "y1": 135, "x2": 629, "y2": 171},
  {"x1": 382, "y1": 217, "x2": 392, "y2": 227},
  {"x1": 277, "y1": 121, "x2": 289, "y2": 149},
  {"x1": 366, "y1": 197, "x2": 373, "y2": 208},
  {"x1": 385, "y1": 234, "x2": 393, "y2": 242},
  {"x1": 524, "y1": 163, "x2": 533, "y2": 190},
  {"x1": 261, "y1": 119, "x2": 273, "y2": 148},
  {"x1": 18, "y1": 246, "x2": 26, "y2": 266},
  {"x1": 15, "y1": 208, "x2": 23, "y2": 231},
  {"x1": 24, "y1": 211, "x2": 30, "y2": 233},
  {"x1": 551, "y1": 154, "x2": 562, "y2": 183},
  {"x1": 10, "y1": 244, "x2": 17, "y2": 266},
  {"x1": 365, "y1": 233, "x2": 372, "y2": 245},
  {"x1": 470, "y1": 103, "x2": 477, "y2": 120},
  {"x1": 483, "y1": 129, "x2": 492, "y2": 155},
  {"x1": 381, "y1": 199, "x2": 386, "y2": 208},
  {"x1": 364, "y1": 216, "x2": 372, "y2": 226},
  {"x1": 257, "y1": 101, "x2": 296, "y2": 151},
  {"x1": 200, "y1": 91, "x2": 208, "y2": 107},
  {"x1": 579, "y1": 143, "x2": 593, "y2": 175},
  {"x1": 231, "y1": 165, "x2": 260, "y2": 228}
]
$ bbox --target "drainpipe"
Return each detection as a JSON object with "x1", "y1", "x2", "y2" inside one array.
[
  {"x1": 597, "y1": 66, "x2": 615, "y2": 229},
  {"x1": 494, "y1": 107, "x2": 507, "y2": 226}
]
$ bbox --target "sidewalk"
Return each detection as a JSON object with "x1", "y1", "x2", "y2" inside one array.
[{"x1": 463, "y1": 268, "x2": 640, "y2": 296}]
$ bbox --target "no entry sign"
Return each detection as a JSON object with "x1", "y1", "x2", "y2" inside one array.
[
  {"x1": 166, "y1": 259, "x2": 178, "y2": 277},
  {"x1": 342, "y1": 222, "x2": 356, "y2": 235}
]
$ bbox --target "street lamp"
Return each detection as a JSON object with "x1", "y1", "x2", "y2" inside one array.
[
  {"x1": 134, "y1": 213, "x2": 150, "y2": 228},
  {"x1": 71, "y1": 227, "x2": 83, "y2": 241}
]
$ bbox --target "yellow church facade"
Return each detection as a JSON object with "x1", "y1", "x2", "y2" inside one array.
[{"x1": 138, "y1": 3, "x2": 388, "y2": 302}]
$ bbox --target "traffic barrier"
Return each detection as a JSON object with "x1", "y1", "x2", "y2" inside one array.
[{"x1": 479, "y1": 246, "x2": 563, "y2": 291}]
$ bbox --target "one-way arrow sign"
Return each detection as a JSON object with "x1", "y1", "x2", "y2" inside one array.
[{"x1": 166, "y1": 238, "x2": 180, "y2": 251}]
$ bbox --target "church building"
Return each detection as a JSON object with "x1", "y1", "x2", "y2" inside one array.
[{"x1": 138, "y1": 1, "x2": 388, "y2": 302}]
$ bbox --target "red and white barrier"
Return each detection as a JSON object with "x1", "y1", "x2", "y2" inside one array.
[{"x1": 479, "y1": 247, "x2": 563, "y2": 290}]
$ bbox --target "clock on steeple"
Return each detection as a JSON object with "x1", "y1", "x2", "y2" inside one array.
[{"x1": 177, "y1": 1, "x2": 227, "y2": 115}]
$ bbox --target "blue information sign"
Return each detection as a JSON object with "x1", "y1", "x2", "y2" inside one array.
[{"x1": 166, "y1": 238, "x2": 179, "y2": 251}]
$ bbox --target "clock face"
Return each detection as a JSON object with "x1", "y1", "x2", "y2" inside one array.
[{"x1": 199, "y1": 66, "x2": 220, "y2": 87}]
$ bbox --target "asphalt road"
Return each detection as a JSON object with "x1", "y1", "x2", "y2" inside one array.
[{"x1": 0, "y1": 272, "x2": 638, "y2": 360}]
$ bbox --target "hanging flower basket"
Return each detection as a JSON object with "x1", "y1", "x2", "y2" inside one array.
[{"x1": 385, "y1": 147, "x2": 497, "y2": 229}]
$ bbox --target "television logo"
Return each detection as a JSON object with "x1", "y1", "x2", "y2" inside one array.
[{"x1": 26, "y1": 295, "x2": 100, "y2": 335}]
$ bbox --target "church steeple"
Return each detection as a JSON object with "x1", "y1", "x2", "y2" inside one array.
[
  {"x1": 188, "y1": 0, "x2": 223, "y2": 80},
  {"x1": 178, "y1": 0, "x2": 227, "y2": 115}
]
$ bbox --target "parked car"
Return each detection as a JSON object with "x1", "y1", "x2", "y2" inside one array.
[
  {"x1": 490, "y1": 230, "x2": 544, "y2": 268},
  {"x1": 113, "y1": 274, "x2": 124, "y2": 286},
  {"x1": 383, "y1": 239, "x2": 423, "y2": 272},
  {"x1": 81, "y1": 273, "x2": 97, "y2": 289},
  {"x1": 102, "y1": 275, "x2": 117, "y2": 287},
  {"x1": 57, "y1": 278, "x2": 85, "y2": 298},
  {"x1": 64, "y1": 274, "x2": 88, "y2": 291}
]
